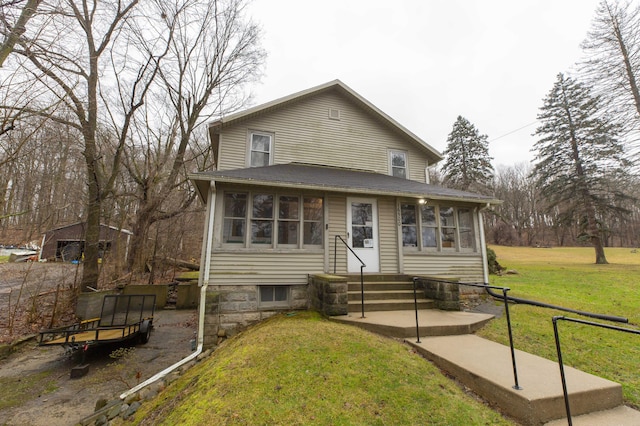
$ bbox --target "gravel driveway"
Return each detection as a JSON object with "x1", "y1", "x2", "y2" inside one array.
[{"x1": 0, "y1": 305, "x2": 197, "y2": 425}]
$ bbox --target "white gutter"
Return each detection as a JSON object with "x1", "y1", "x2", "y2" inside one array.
[
  {"x1": 120, "y1": 182, "x2": 217, "y2": 400},
  {"x1": 478, "y1": 204, "x2": 490, "y2": 284}
]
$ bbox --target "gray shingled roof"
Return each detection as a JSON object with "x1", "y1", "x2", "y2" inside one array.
[{"x1": 190, "y1": 163, "x2": 500, "y2": 205}]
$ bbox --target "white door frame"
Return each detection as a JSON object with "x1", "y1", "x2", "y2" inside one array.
[{"x1": 346, "y1": 197, "x2": 380, "y2": 273}]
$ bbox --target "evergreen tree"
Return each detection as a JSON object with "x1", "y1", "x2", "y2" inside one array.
[
  {"x1": 441, "y1": 116, "x2": 494, "y2": 193},
  {"x1": 532, "y1": 73, "x2": 632, "y2": 264}
]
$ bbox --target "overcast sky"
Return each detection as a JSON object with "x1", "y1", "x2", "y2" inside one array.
[{"x1": 244, "y1": 0, "x2": 603, "y2": 169}]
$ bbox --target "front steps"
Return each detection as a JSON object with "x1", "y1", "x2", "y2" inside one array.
[
  {"x1": 409, "y1": 335, "x2": 630, "y2": 425},
  {"x1": 345, "y1": 274, "x2": 435, "y2": 313},
  {"x1": 331, "y1": 274, "x2": 640, "y2": 425}
]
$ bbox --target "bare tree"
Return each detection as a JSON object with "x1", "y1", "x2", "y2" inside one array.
[
  {"x1": 489, "y1": 163, "x2": 540, "y2": 246},
  {"x1": 121, "y1": 0, "x2": 265, "y2": 272},
  {"x1": 0, "y1": 0, "x2": 42, "y2": 67},
  {"x1": 5, "y1": 0, "x2": 170, "y2": 291},
  {"x1": 581, "y1": 0, "x2": 640, "y2": 158}
]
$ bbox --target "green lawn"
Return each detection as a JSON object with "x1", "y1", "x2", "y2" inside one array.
[
  {"x1": 478, "y1": 246, "x2": 640, "y2": 408},
  {"x1": 129, "y1": 312, "x2": 514, "y2": 425}
]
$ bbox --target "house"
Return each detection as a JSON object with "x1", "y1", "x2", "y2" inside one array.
[
  {"x1": 39, "y1": 222, "x2": 132, "y2": 263},
  {"x1": 189, "y1": 80, "x2": 499, "y2": 345}
]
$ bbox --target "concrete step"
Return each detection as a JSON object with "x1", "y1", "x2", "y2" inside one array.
[
  {"x1": 347, "y1": 281, "x2": 415, "y2": 291},
  {"x1": 544, "y1": 405, "x2": 640, "y2": 425},
  {"x1": 333, "y1": 309, "x2": 492, "y2": 337},
  {"x1": 348, "y1": 299, "x2": 435, "y2": 313},
  {"x1": 347, "y1": 289, "x2": 420, "y2": 301},
  {"x1": 342, "y1": 274, "x2": 413, "y2": 282},
  {"x1": 408, "y1": 334, "x2": 624, "y2": 425}
]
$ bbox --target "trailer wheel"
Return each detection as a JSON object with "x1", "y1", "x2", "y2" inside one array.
[{"x1": 139, "y1": 320, "x2": 152, "y2": 344}]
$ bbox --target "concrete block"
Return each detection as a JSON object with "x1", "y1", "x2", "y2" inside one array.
[{"x1": 70, "y1": 364, "x2": 90, "y2": 379}]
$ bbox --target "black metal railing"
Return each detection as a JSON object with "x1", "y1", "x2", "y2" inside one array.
[
  {"x1": 411, "y1": 278, "x2": 522, "y2": 390},
  {"x1": 552, "y1": 316, "x2": 640, "y2": 425},
  {"x1": 334, "y1": 235, "x2": 366, "y2": 318},
  {"x1": 484, "y1": 287, "x2": 628, "y2": 324}
]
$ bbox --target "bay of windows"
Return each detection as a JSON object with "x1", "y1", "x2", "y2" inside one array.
[
  {"x1": 401, "y1": 203, "x2": 475, "y2": 251},
  {"x1": 223, "y1": 192, "x2": 323, "y2": 248}
]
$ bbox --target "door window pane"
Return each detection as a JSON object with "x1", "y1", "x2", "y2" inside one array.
[
  {"x1": 351, "y1": 203, "x2": 373, "y2": 248},
  {"x1": 351, "y1": 226, "x2": 373, "y2": 248}
]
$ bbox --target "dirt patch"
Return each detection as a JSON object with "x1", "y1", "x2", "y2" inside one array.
[{"x1": 0, "y1": 306, "x2": 197, "y2": 425}]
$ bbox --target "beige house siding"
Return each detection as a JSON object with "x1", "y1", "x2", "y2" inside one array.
[
  {"x1": 327, "y1": 195, "x2": 347, "y2": 274},
  {"x1": 378, "y1": 197, "x2": 399, "y2": 273},
  {"x1": 208, "y1": 251, "x2": 324, "y2": 286},
  {"x1": 216, "y1": 92, "x2": 431, "y2": 182},
  {"x1": 402, "y1": 253, "x2": 484, "y2": 283}
]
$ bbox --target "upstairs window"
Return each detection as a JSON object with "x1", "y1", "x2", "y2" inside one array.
[
  {"x1": 389, "y1": 150, "x2": 408, "y2": 178},
  {"x1": 249, "y1": 131, "x2": 273, "y2": 167}
]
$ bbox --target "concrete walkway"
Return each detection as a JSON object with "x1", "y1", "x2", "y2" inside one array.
[{"x1": 333, "y1": 310, "x2": 640, "y2": 426}]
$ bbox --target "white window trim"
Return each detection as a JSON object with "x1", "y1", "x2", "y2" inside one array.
[
  {"x1": 388, "y1": 149, "x2": 409, "y2": 179},
  {"x1": 247, "y1": 130, "x2": 274, "y2": 168}
]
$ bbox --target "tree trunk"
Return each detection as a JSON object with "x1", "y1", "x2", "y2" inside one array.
[
  {"x1": 81, "y1": 176, "x2": 101, "y2": 292},
  {"x1": 127, "y1": 202, "x2": 154, "y2": 272}
]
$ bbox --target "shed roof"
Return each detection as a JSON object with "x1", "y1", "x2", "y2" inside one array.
[
  {"x1": 208, "y1": 79, "x2": 443, "y2": 164},
  {"x1": 43, "y1": 222, "x2": 133, "y2": 236},
  {"x1": 189, "y1": 163, "x2": 500, "y2": 205}
]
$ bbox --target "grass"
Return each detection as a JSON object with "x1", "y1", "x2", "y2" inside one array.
[
  {"x1": 478, "y1": 246, "x2": 640, "y2": 408},
  {"x1": 0, "y1": 255, "x2": 8, "y2": 263},
  {"x1": 129, "y1": 312, "x2": 514, "y2": 425},
  {"x1": 0, "y1": 371, "x2": 57, "y2": 410}
]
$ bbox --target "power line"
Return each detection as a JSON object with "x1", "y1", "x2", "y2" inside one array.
[{"x1": 488, "y1": 120, "x2": 539, "y2": 142}]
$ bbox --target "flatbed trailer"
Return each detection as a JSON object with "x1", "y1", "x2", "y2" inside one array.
[{"x1": 38, "y1": 294, "x2": 156, "y2": 351}]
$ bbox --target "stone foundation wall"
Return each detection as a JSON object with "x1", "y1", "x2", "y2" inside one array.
[
  {"x1": 202, "y1": 284, "x2": 308, "y2": 348},
  {"x1": 416, "y1": 276, "x2": 460, "y2": 311},
  {"x1": 308, "y1": 274, "x2": 348, "y2": 316}
]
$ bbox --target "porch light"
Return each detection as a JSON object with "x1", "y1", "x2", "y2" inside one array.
[{"x1": 418, "y1": 198, "x2": 426, "y2": 205}]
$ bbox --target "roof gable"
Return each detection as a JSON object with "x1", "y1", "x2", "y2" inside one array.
[{"x1": 209, "y1": 80, "x2": 443, "y2": 163}]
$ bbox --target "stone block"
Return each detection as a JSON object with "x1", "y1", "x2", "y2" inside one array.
[{"x1": 70, "y1": 364, "x2": 90, "y2": 379}]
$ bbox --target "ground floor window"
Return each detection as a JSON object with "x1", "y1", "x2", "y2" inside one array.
[
  {"x1": 223, "y1": 192, "x2": 324, "y2": 248},
  {"x1": 401, "y1": 203, "x2": 475, "y2": 251},
  {"x1": 259, "y1": 285, "x2": 289, "y2": 308}
]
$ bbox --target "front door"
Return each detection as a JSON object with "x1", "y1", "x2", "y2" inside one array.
[{"x1": 347, "y1": 198, "x2": 380, "y2": 273}]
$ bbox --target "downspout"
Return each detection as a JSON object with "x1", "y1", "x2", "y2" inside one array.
[
  {"x1": 478, "y1": 204, "x2": 490, "y2": 284},
  {"x1": 120, "y1": 181, "x2": 217, "y2": 400}
]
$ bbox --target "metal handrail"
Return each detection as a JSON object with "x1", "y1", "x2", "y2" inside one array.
[
  {"x1": 552, "y1": 316, "x2": 640, "y2": 425},
  {"x1": 484, "y1": 287, "x2": 628, "y2": 323},
  {"x1": 333, "y1": 235, "x2": 366, "y2": 318},
  {"x1": 412, "y1": 277, "x2": 522, "y2": 390}
]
